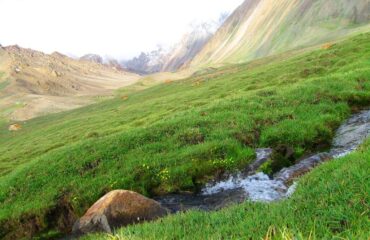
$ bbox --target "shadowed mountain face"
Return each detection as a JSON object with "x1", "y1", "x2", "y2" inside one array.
[
  {"x1": 189, "y1": 0, "x2": 370, "y2": 68},
  {"x1": 0, "y1": 46, "x2": 139, "y2": 121}
]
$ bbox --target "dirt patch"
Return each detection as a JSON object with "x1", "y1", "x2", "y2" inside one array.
[
  {"x1": 0, "y1": 214, "x2": 45, "y2": 240},
  {"x1": 321, "y1": 43, "x2": 334, "y2": 50},
  {"x1": 0, "y1": 194, "x2": 77, "y2": 239},
  {"x1": 46, "y1": 193, "x2": 78, "y2": 234}
]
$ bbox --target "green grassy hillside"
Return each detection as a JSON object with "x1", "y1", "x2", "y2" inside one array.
[
  {"x1": 0, "y1": 33, "x2": 369, "y2": 238},
  {"x1": 85, "y1": 139, "x2": 370, "y2": 240}
]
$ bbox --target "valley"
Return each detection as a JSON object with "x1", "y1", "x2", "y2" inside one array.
[
  {"x1": 0, "y1": 0, "x2": 369, "y2": 239},
  {"x1": 0, "y1": 32, "x2": 369, "y2": 239}
]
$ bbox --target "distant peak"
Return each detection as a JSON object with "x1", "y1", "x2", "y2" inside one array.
[
  {"x1": 51, "y1": 51, "x2": 67, "y2": 58},
  {"x1": 80, "y1": 54, "x2": 104, "y2": 64}
]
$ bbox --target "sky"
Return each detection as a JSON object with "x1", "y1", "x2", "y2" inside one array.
[{"x1": 0, "y1": 0, "x2": 243, "y2": 59}]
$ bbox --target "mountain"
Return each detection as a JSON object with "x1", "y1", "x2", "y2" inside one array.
[
  {"x1": 122, "y1": 47, "x2": 169, "y2": 75},
  {"x1": 80, "y1": 54, "x2": 104, "y2": 64},
  {"x1": 123, "y1": 16, "x2": 229, "y2": 74},
  {"x1": 189, "y1": 0, "x2": 370, "y2": 68},
  {"x1": 80, "y1": 54, "x2": 126, "y2": 71},
  {"x1": 0, "y1": 45, "x2": 139, "y2": 121},
  {"x1": 161, "y1": 23, "x2": 215, "y2": 72}
]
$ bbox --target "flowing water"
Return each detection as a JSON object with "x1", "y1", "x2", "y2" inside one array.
[{"x1": 157, "y1": 110, "x2": 370, "y2": 212}]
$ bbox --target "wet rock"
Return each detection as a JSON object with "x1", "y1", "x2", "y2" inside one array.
[
  {"x1": 246, "y1": 148, "x2": 273, "y2": 174},
  {"x1": 330, "y1": 110, "x2": 370, "y2": 156},
  {"x1": 274, "y1": 153, "x2": 332, "y2": 184},
  {"x1": 72, "y1": 190, "x2": 168, "y2": 236},
  {"x1": 8, "y1": 124, "x2": 22, "y2": 131}
]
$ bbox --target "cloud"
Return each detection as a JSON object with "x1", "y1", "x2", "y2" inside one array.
[{"x1": 0, "y1": 0, "x2": 243, "y2": 59}]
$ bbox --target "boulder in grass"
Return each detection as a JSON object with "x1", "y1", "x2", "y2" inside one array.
[
  {"x1": 8, "y1": 124, "x2": 22, "y2": 131},
  {"x1": 72, "y1": 190, "x2": 168, "y2": 235}
]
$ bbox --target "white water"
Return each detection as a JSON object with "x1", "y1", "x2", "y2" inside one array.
[{"x1": 202, "y1": 172, "x2": 287, "y2": 202}]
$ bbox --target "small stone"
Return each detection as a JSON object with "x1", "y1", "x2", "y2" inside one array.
[{"x1": 9, "y1": 124, "x2": 22, "y2": 131}]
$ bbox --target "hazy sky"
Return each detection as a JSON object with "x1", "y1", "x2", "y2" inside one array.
[{"x1": 0, "y1": 0, "x2": 243, "y2": 59}]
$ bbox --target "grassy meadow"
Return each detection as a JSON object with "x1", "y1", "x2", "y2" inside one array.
[{"x1": 0, "y1": 32, "x2": 369, "y2": 238}]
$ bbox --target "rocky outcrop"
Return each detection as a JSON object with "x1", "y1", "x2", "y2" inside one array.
[
  {"x1": 72, "y1": 190, "x2": 168, "y2": 235},
  {"x1": 80, "y1": 54, "x2": 103, "y2": 64}
]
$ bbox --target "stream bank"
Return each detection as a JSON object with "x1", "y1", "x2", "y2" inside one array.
[{"x1": 156, "y1": 110, "x2": 370, "y2": 212}]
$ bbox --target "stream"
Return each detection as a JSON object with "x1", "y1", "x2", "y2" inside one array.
[{"x1": 156, "y1": 110, "x2": 370, "y2": 212}]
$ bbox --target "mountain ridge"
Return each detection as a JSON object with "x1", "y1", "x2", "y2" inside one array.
[{"x1": 189, "y1": 0, "x2": 370, "y2": 68}]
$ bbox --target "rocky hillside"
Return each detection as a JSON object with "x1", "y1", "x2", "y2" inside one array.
[
  {"x1": 189, "y1": 0, "x2": 370, "y2": 68},
  {"x1": 0, "y1": 46, "x2": 139, "y2": 121},
  {"x1": 80, "y1": 54, "x2": 104, "y2": 64},
  {"x1": 80, "y1": 54, "x2": 126, "y2": 71}
]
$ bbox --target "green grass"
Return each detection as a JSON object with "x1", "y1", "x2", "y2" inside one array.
[
  {"x1": 0, "y1": 33, "x2": 369, "y2": 238},
  {"x1": 0, "y1": 72, "x2": 9, "y2": 91},
  {"x1": 0, "y1": 80, "x2": 9, "y2": 91},
  {"x1": 84, "y1": 139, "x2": 370, "y2": 240}
]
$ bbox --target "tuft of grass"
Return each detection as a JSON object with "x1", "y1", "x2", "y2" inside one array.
[{"x1": 0, "y1": 33, "x2": 369, "y2": 238}]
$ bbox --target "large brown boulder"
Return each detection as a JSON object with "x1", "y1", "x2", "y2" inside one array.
[{"x1": 72, "y1": 190, "x2": 168, "y2": 235}]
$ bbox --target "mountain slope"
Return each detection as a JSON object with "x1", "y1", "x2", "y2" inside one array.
[
  {"x1": 189, "y1": 0, "x2": 370, "y2": 68},
  {"x1": 0, "y1": 46, "x2": 139, "y2": 121}
]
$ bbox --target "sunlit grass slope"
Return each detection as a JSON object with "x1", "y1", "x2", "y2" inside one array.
[{"x1": 0, "y1": 33, "x2": 369, "y2": 238}]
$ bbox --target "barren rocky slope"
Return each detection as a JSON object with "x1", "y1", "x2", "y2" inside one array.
[{"x1": 0, "y1": 45, "x2": 139, "y2": 121}]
